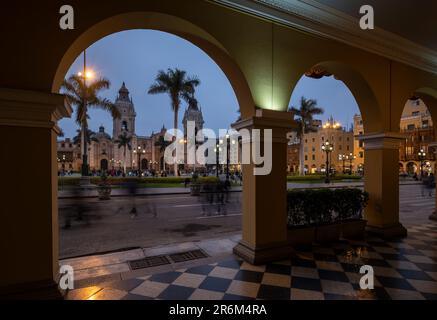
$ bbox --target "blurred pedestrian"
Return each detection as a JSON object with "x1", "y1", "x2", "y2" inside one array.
[
  {"x1": 126, "y1": 179, "x2": 139, "y2": 217},
  {"x1": 421, "y1": 172, "x2": 430, "y2": 197}
]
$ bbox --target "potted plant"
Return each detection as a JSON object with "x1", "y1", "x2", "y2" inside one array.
[
  {"x1": 97, "y1": 171, "x2": 112, "y2": 200},
  {"x1": 190, "y1": 172, "x2": 201, "y2": 196}
]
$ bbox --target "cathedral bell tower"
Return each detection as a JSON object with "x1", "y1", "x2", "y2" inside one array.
[
  {"x1": 113, "y1": 82, "x2": 136, "y2": 171},
  {"x1": 113, "y1": 82, "x2": 136, "y2": 138}
]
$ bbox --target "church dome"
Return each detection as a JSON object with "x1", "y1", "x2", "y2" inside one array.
[{"x1": 92, "y1": 125, "x2": 111, "y2": 140}]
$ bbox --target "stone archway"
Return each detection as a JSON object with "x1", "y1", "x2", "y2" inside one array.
[
  {"x1": 289, "y1": 60, "x2": 406, "y2": 238},
  {"x1": 50, "y1": 11, "x2": 266, "y2": 264}
]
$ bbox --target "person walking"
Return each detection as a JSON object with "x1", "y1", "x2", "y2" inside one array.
[
  {"x1": 427, "y1": 173, "x2": 436, "y2": 197},
  {"x1": 421, "y1": 172, "x2": 430, "y2": 197}
]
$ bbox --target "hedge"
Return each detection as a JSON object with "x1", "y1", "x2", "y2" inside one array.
[
  {"x1": 287, "y1": 188, "x2": 369, "y2": 227},
  {"x1": 287, "y1": 174, "x2": 362, "y2": 182},
  {"x1": 58, "y1": 176, "x2": 222, "y2": 187},
  {"x1": 58, "y1": 176, "x2": 188, "y2": 186},
  {"x1": 196, "y1": 176, "x2": 219, "y2": 184}
]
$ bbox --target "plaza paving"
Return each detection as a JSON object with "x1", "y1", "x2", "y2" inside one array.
[{"x1": 63, "y1": 183, "x2": 437, "y2": 300}]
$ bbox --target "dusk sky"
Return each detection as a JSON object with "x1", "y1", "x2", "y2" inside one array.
[{"x1": 58, "y1": 30, "x2": 360, "y2": 139}]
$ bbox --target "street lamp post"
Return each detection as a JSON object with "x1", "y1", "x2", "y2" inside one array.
[
  {"x1": 225, "y1": 134, "x2": 231, "y2": 181},
  {"x1": 338, "y1": 154, "x2": 346, "y2": 174},
  {"x1": 322, "y1": 141, "x2": 334, "y2": 184},
  {"x1": 347, "y1": 153, "x2": 356, "y2": 175},
  {"x1": 133, "y1": 146, "x2": 146, "y2": 177},
  {"x1": 78, "y1": 50, "x2": 94, "y2": 177},
  {"x1": 214, "y1": 140, "x2": 222, "y2": 178},
  {"x1": 418, "y1": 148, "x2": 427, "y2": 180}
]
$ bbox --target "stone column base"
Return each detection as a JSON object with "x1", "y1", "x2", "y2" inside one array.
[
  {"x1": 430, "y1": 213, "x2": 437, "y2": 222},
  {"x1": 366, "y1": 223, "x2": 408, "y2": 239},
  {"x1": 0, "y1": 279, "x2": 64, "y2": 300},
  {"x1": 233, "y1": 240, "x2": 294, "y2": 265}
]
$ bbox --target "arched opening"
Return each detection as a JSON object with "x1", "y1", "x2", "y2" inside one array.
[
  {"x1": 100, "y1": 159, "x2": 109, "y2": 171},
  {"x1": 287, "y1": 61, "x2": 388, "y2": 235},
  {"x1": 288, "y1": 61, "x2": 378, "y2": 179},
  {"x1": 403, "y1": 88, "x2": 437, "y2": 222},
  {"x1": 141, "y1": 158, "x2": 148, "y2": 171},
  {"x1": 55, "y1": 14, "x2": 251, "y2": 265}
]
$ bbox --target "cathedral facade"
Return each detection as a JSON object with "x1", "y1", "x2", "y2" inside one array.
[{"x1": 57, "y1": 83, "x2": 177, "y2": 174}]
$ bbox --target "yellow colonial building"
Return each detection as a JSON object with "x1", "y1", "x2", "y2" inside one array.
[
  {"x1": 354, "y1": 99, "x2": 435, "y2": 175},
  {"x1": 287, "y1": 117, "x2": 354, "y2": 174}
]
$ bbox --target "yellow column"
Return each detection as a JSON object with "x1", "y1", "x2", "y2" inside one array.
[
  {"x1": 0, "y1": 88, "x2": 71, "y2": 298},
  {"x1": 232, "y1": 109, "x2": 296, "y2": 264},
  {"x1": 429, "y1": 142, "x2": 437, "y2": 221},
  {"x1": 358, "y1": 133, "x2": 408, "y2": 238}
]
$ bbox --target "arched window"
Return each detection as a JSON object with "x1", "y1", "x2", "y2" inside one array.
[{"x1": 122, "y1": 121, "x2": 128, "y2": 131}]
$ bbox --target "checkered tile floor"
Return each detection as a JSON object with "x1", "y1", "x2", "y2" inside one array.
[{"x1": 67, "y1": 223, "x2": 437, "y2": 300}]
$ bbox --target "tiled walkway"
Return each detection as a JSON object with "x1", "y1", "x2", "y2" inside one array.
[{"x1": 67, "y1": 222, "x2": 437, "y2": 300}]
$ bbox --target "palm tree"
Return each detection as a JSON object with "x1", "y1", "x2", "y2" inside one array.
[
  {"x1": 61, "y1": 74, "x2": 121, "y2": 176},
  {"x1": 148, "y1": 68, "x2": 200, "y2": 176},
  {"x1": 154, "y1": 135, "x2": 171, "y2": 171},
  {"x1": 290, "y1": 97, "x2": 324, "y2": 176},
  {"x1": 114, "y1": 132, "x2": 132, "y2": 174}
]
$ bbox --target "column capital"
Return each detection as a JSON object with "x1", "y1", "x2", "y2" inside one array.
[
  {"x1": 0, "y1": 88, "x2": 72, "y2": 134},
  {"x1": 357, "y1": 132, "x2": 406, "y2": 150},
  {"x1": 232, "y1": 109, "x2": 297, "y2": 143},
  {"x1": 232, "y1": 109, "x2": 296, "y2": 130}
]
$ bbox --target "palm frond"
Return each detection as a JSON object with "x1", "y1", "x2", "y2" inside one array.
[
  {"x1": 291, "y1": 97, "x2": 324, "y2": 135},
  {"x1": 87, "y1": 78, "x2": 110, "y2": 93},
  {"x1": 148, "y1": 84, "x2": 168, "y2": 95},
  {"x1": 88, "y1": 97, "x2": 121, "y2": 119}
]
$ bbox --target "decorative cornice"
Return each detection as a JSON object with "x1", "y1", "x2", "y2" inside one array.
[
  {"x1": 0, "y1": 88, "x2": 72, "y2": 131},
  {"x1": 212, "y1": 0, "x2": 437, "y2": 75}
]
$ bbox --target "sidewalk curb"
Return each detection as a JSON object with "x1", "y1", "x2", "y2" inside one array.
[{"x1": 58, "y1": 189, "x2": 243, "y2": 200}]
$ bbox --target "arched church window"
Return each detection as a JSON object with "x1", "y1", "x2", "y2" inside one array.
[{"x1": 122, "y1": 121, "x2": 128, "y2": 131}]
